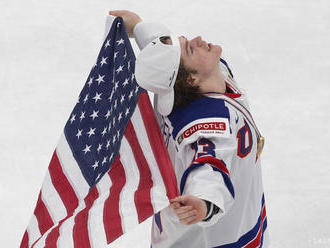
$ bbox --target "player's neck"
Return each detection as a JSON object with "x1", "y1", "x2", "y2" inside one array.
[{"x1": 199, "y1": 70, "x2": 226, "y2": 94}]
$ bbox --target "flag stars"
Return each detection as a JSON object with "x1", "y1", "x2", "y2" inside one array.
[
  {"x1": 91, "y1": 161, "x2": 99, "y2": 170},
  {"x1": 106, "y1": 140, "x2": 111, "y2": 149},
  {"x1": 102, "y1": 156, "x2": 108, "y2": 165},
  {"x1": 90, "y1": 110, "x2": 99, "y2": 120},
  {"x1": 92, "y1": 92, "x2": 102, "y2": 103},
  {"x1": 97, "y1": 143, "x2": 103, "y2": 153},
  {"x1": 125, "y1": 107, "x2": 130, "y2": 117},
  {"x1": 118, "y1": 112, "x2": 123, "y2": 122},
  {"x1": 117, "y1": 130, "x2": 120, "y2": 139},
  {"x1": 109, "y1": 153, "x2": 114, "y2": 161},
  {"x1": 114, "y1": 81, "x2": 119, "y2": 91},
  {"x1": 116, "y1": 38, "x2": 124, "y2": 46},
  {"x1": 83, "y1": 94, "x2": 89, "y2": 104},
  {"x1": 83, "y1": 144, "x2": 91, "y2": 154},
  {"x1": 70, "y1": 114, "x2": 76, "y2": 124},
  {"x1": 114, "y1": 99, "x2": 118, "y2": 109},
  {"x1": 87, "y1": 77, "x2": 93, "y2": 87},
  {"x1": 105, "y1": 110, "x2": 111, "y2": 119},
  {"x1": 123, "y1": 49, "x2": 127, "y2": 59},
  {"x1": 104, "y1": 39, "x2": 111, "y2": 48},
  {"x1": 116, "y1": 65, "x2": 124, "y2": 74},
  {"x1": 101, "y1": 126, "x2": 107, "y2": 136},
  {"x1": 100, "y1": 57, "x2": 108, "y2": 67},
  {"x1": 96, "y1": 74, "x2": 105, "y2": 85},
  {"x1": 128, "y1": 90, "x2": 134, "y2": 100},
  {"x1": 127, "y1": 61, "x2": 131, "y2": 71},
  {"x1": 112, "y1": 135, "x2": 116, "y2": 144},
  {"x1": 131, "y1": 73, "x2": 135, "y2": 81},
  {"x1": 76, "y1": 129, "x2": 83, "y2": 139},
  {"x1": 123, "y1": 78, "x2": 129, "y2": 87},
  {"x1": 80, "y1": 111, "x2": 86, "y2": 121},
  {"x1": 114, "y1": 52, "x2": 119, "y2": 60},
  {"x1": 120, "y1": 95, "x2": 125, "y2": 104},
  {"x1": 87, "y1": 127, "x2": 96, "y2": 137}
]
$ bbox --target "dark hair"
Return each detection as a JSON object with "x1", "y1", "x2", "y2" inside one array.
[{"x1": 173, "y1": 60, "x2": 203, "y2": 109}]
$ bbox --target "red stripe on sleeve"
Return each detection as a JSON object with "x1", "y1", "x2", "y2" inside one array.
[
  {"x1": 73, "y1": 187, "x2": 99, "y2": 248},
  {"x1": 137, "y1": 92, "x2": 179, "y2": 200},
  {"x1": 20, "y1": 230, "x2": 29, "y2": 248},
  {"x1": 125, "y1": 121, "x2": 154, "y2": 223},
  {"x1": 34, "y1": 192, "x2": 54, "y2": 235},
  {"x1": 103, "y1": 155, "x2": 126, "y2": 244},
  {"x1": 194, "y1": 155, "x2": 230, "y2": 176}
]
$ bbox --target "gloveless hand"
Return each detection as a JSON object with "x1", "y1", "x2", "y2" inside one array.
[
  {"x1": 108, "y1": 10, "x2": 142, "y2": 37},
  {"x1": 169, "y1": 195, "x2": 207, "y2": 225}
]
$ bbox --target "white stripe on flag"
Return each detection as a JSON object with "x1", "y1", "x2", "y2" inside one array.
[
  {"x1": 131, "y1": 106, "x2": 168, "y2": 211},
  {"x1": 41, "y1": 171, "x2": 67, "y2": 223},
  {"x1": 27, "y1": 215, "x2": 41, "y2": 247},
  {"x1": 118, "y1": 137, "x2": 140, "y2": 233},
  {"x1": 56, "y1": 134, "x2": 90, "y2": 200},
  {"x1": 88, "y1": 174, "x2": 113, "y2": 248}
]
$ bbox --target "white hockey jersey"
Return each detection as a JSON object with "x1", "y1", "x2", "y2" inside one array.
[{"x1": 151, "y1": 59, "x2": 269, "y2": 248}]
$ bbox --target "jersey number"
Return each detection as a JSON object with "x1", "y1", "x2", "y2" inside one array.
[
  {"x1": 237, "y1": 120, "x2": 253, "y2": 158},
  {"x1": 191, "y1": 138, "x2": 216, "y2": 159}
]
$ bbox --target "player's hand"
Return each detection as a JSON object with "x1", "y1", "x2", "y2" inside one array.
[
  {"x1": 169, "y1": 195, "x2": 207, "y2": 225},
  {"x1": 108, "y1": 10, "x2": 142, "y2": 37}
]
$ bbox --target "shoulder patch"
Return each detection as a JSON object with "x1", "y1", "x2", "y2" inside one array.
[{"x1": 177, "y1": 118, "x2": 230, "y2": 145}]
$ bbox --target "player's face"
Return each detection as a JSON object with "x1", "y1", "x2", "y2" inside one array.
[{"x1": 178, "y1": 36, "x2": 222, "y2": 79}]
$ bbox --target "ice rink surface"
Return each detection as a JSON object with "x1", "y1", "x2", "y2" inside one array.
[{"x1": 1, "y1": 0, "x2": 329, "y2": 247}]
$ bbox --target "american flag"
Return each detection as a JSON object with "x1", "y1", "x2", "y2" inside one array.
[{"x1": 20, "y1": 17, "x2": 179, "y2": 248}]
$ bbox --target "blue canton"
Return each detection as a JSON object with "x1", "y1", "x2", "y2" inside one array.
[{"x1": 64, "y1": 18, "x2": 144, "y2": 188}]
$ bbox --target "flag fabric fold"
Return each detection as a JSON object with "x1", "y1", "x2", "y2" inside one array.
[{"x1": 20, "y1": 17, "x2": 179, "y2": 248}]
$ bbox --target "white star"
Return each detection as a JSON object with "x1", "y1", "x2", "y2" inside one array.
[
  {"x1": 109, "y1": 90, "x2": 115, "y2": 101},
  {"x1": 109, "y1": 153, "x2": 114, "y2": 161},
  {"x1": 101, "y1": 126, "x2": 107, "y2": 136},
  {"x1": 112, "y1": 135, "x2": 116, "y2": 144},
  {"x1": 83, "y1": 94, "x2": 89, "y2": 104},
  {"x1": 105, "y1": 110, "x2": 111, "y2": 119},
  {"x1": 97, "y1": 143, "x2": 103, "y2": 153},
  {"x1": 116, "y1": 65, "x2": 124, "y2": 74},
  {"x1": 102, "y1": 156, "x2": 108, "y2": 165},
  {"x1": 96, "y1": 74, "x2": 105, "y2": 85},
  {"x1": 87, "y1": 77, "x2": 93, "y2": 87},
  {"x1": 104, "y1": 39, "x2": 111, "y2": 48},
  {"x1": 125, "y1": 107, "x2": 130, "y2": 117},
  {"x1": 83, "y1": 144, "x2": 91, "y2": 154},
  {"x1": 106, "y1": 140, "x2": 111, "y2": 149},
  {"x1": 100, "y1": 57, "x2": 108, "y2": 66},
  {"x1": 90, "y1": 110, "x2": 99, "y2": 120},
  {"x1": 117, "y1": 130, "x2": 120, "y2": 139},
  {"x1": 114, "y1": 52, "x2": 118, "y2": 60},
  {"x1": 118, "y1": 112, "x2": 123, "y2": 122},
  {"x1": 112, "y1": 116, "x2": 116, "y2": 126},
  {"x1": 128, "y1": 91, "x2": 134, "y2": 99},
  {"x1": 116, "y1": 38, "x2": 124, "y2": 45},
  {"x1": 120, "y1": 95, "x2": 125, "y2": 104},
  {"x1": 91, "y1": 161, "x2": 99, "y2": 170},
  {"x1": 76, "y1": 129, "x2": 83, "y2": 139},
  {"x1": 70, "y1": 114, "x2": 76, "y2": 124},
  {"x1": 114, "y1": 81, "x2": 119, "y2": 91},
  {"x1": 80, "y1": 111, "x2": 86, "y2": 121},
  {"x1": 87, "y1": 127, "x2": 96, "y2": 137},
  {"x1": 92, "y1": 92, "x2": 102, "y2": 103},
  {"x1": 123, "y1": 78, "x2": 129, "y2": 87}
]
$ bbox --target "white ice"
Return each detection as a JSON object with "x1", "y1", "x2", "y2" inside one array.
[{"x1": 1, "y1": 0, "x2": 329, "y2": 247}]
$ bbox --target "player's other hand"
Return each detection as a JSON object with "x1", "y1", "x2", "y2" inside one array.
[
  {"x1": 169, "y1": 195, "x2": 207, "y2": 225},
  {"x1": 108, "y1": 10, "x2": 142, "y2": 37}
]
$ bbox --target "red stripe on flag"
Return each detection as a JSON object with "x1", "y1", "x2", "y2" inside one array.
[
  {"x1": 34, "y1": 192, "x2": 54, "y2": 235},
  {"x1": 103, "y1": 155, "x2": 126, "y2": 244},
  {"x1": 20, "y1": 230, "x2": 29, "y2": 248},
  {"x1": 137, "y1": 92, "x2": 179, "y2": 199},
  {"x1": 244, "y1": 205, "x2": 267, "y2": 248},
  {"x1": 49, "y1": 150, "x2": 79, "y2": 215},
  {"x1": 73, "y1": 186, "x2": 99, "y2": 248},
  {"x1": 125, "y1": 121, "x2": 154, "y2": 223}
]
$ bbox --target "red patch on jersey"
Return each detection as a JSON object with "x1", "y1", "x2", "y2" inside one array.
[{"x1": 183, "y1": 122, "x2": 226, "y2": 138}]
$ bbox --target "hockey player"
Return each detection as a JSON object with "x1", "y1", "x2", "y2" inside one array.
[{"x1": 110, "y1": 10, "x2": 269, "y2": 248}]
